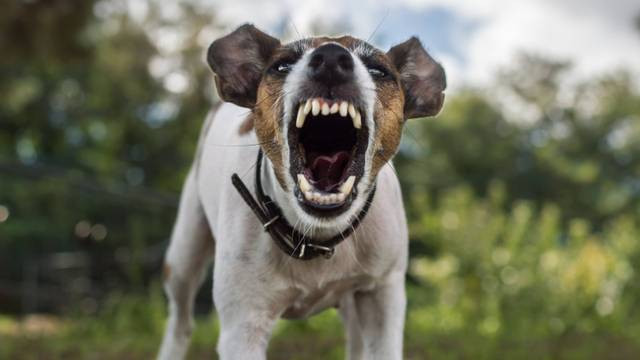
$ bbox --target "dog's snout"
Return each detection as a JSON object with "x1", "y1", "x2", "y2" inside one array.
[{"x1": 308, "y1": 43, "x2": 354, "y2": 86}]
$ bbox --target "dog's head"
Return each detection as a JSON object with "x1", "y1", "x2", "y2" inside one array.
[{"x1": 207, "y1": 24, "x2": 445, "y2": 230}]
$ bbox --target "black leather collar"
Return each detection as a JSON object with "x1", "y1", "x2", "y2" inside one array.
[{"x1": 231, "y1": 150, "x2": 376, "y2": 260}]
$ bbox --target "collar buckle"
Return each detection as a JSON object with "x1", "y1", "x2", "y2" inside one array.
[{"x1": 306, "y1": 243, "x2": 335, "y2": 259}]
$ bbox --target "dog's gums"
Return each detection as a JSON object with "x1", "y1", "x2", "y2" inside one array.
[{"x1": 289, "y1": 97, "x2": 368, "y2": 210}]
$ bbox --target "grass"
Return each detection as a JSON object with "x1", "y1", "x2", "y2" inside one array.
[{"x1": 2, "y1": 287, "x2": 640, "y2": 359}]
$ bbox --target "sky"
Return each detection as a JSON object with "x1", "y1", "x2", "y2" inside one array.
[{"x1": 202, "y1": 0, "x2": 640, "y2": 90}]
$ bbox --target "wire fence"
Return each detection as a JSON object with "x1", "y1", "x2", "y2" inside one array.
[{"x1": 0, "y1": 159, "x2": 182, "y2": 314}]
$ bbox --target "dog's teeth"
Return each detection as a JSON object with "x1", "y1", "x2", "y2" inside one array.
[
  {"x1": 353, "y1": 111, "x2": 362, "y2": 129},
  {"x1": 339, "y1": 176, "x2": 356, "y2": 195},
  {"x1": 312, "y1": 99, "x2": 321, "y2": 115},
  {"x1": 304, "y1": 191, "x2": 313, "y2": 201},
  {"x1": 303, "y1": 99, "x2": 312, "y2": 115},
  {"x1": 330, "y1": 103, "x2": 339, "y2": 114},
  {"x1": 297, "y1": 174, "x2": 312, "y2": 192},
  {"x1": 339, "y1": 101, "x2": 348, "y2": 117},
  {"x1": 304, "y1": 190, "x2": 348, "y2": 205},
  {"x1": 295, "y1": 106, "x2": 306, "y2": 128},
  {"x1": 348, "y1": 103, "x2": 356, "y2": 119},
  {"x1": 321, "y1": 103, "x2": 330, "y2": 115}
]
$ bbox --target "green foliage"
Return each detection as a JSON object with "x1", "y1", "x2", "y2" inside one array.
[
  {"x1": 398, "y1": 65, "x2": 640, "y2": 229},
  {"x1": 404, "y1": 183, "x2": 640, "y2": 357},
  {"x1": 0, "y1": 0, "x2": 217, "y2": 293}
]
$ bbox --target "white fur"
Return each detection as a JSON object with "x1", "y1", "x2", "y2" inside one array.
[{"x1": 158, "y1": 52, "x2": 408, "y2": 360}]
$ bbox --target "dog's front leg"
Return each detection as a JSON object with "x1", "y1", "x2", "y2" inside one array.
[
  {"x1": 213, "y1": 265, "x2": 283, "y2": 360},
  {"x1": 354, "y1": 271, "x2": 406, "y2": 360},
  {"x1": 339, "y1": 293, "x2": 365, "y2": 360},
  {"x1": 215, "y1": 303, "x2": 279, "y2": 360}
]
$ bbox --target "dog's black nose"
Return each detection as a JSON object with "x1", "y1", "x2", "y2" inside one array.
[{"x1": 308, "y1": 43, "x2": 354, "y2": 86}]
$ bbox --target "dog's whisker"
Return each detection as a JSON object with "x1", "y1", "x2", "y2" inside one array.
[
  {"x1": 241, "y1": 89, "x2": 295, "y2": 113},
  {"x1": 286, "y1": 14, "x2": 304, "y2": 41},
  {"x1": 367, "y1": 10, "x2": 389, "y2": 43},
  {"x1": 238, "y1": 157, "x2": 260, "y2": 182}
]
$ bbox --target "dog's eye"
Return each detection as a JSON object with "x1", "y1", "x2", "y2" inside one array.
[
  {"x1": 272, "y1": 60, "x2": 294, "y2": 74},
  {"x1": 367, "y1": 66, "x2": 388, "y2": 79}
]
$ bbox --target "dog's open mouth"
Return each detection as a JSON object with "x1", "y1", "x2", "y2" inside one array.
[{"x1": 288, "y1": 98, "x2": 368, "y2": 214}]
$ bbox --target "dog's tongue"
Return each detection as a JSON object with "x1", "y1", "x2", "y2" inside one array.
[{"x1": 306, "y1": 151, "x2": 350, "y2": 191}]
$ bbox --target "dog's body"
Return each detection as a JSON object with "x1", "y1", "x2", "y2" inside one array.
[{"x1": 158, "y1": 24, "x2": 445, "y2": 360}]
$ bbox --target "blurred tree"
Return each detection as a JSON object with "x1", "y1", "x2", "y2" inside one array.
[
  {"x1": 0, "y1": 0, "x2": 221, "y2": 312},
  {"x1": 398, "y1": 54, "x2": 640, "y2": 240}
]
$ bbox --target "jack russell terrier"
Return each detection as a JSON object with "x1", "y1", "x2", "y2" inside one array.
[{"x1": 157, "y1": 24, "x2": 445, "y2": 360}]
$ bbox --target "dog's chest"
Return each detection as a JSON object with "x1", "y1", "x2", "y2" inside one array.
[{"x1": 280, "y1": 273, "x2": 375, "y2": 319}]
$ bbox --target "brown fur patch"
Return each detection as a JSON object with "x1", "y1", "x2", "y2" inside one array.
[
  {"x1": 254, "y1": 80, "x2": 288, "y2": 190},
  {"x1": 310, "y1": 36, "x2": 359, "y2": 49},
  {"x1": 371, "y1": 78, "x2": 406, "y2": 176}
]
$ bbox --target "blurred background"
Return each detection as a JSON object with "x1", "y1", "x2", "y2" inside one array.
[{"x1": 1, "y1": 0, "x2": 640, "y2": 359}]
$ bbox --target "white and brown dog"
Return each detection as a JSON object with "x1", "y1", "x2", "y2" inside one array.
[{"x1": 157, "y1": 24, "x2": 445, "y2": 360}]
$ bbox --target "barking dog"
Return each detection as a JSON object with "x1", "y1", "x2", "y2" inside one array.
[{"x1": 158, "y1": 24, "x2": 445, "y2": 360}]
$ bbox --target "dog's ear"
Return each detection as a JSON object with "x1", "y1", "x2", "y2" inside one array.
[
  {"x1": 207, "y1": 24, "x2": 280, "y2": 108},
  {"x1": 387, "y1": 37, "x2": 446, "y2": 119}
]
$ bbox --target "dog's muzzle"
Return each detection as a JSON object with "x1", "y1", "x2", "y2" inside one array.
[{"x1": 287, "y1": 45, "x2": 370, "y2": 218}]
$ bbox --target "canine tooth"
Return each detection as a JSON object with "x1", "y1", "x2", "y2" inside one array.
[
  {"x1": 321, "y1": 103, "x2": 330, "y2": 115},
  {"x1": 297, "y1": 174, "x2": 311, "y2": 192},
  {"x1": 303, "y1": 99, "x2": 312, "y2": 115},
  {"x1": 295, "y1": 106, "x2": 306, "y2": 128},
  {"x1": 312, "y1": 99, "x2": 320, "y2": 115},
  {"x1": 337, "y1": 193, "x2": 346, "y2": 203},
  {"x1": 330, "y1": 103, "x2": 339, "y2": 114},
  {"x1": 339, "y1": 176, "x2": 356, "y2": 195},
  {"x1": 339, "y1": 101, "x2": 348, "y2": 117},
  {"x1": 353, "y1": 111, "x2": 362, "y2": 129},
  {"x1": 348, "y1": 103, "x2": 356, "y2": 118}
]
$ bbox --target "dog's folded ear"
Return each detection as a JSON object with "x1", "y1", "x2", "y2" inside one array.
[
  {"x1": 387, "y1": 37, "x2": 446, "y2": 119},
  {"x1": 207, "y1": 24, "x2": 280, "y2": 108}
]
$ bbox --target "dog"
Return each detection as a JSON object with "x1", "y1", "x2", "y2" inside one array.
[{"x1": 157, "y1": 24, "x2": 445, "y2": 360}]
